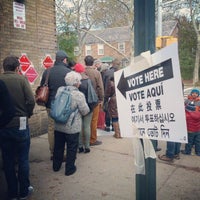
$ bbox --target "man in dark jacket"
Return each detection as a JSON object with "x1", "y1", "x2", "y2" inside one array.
[
  {"x1": 0, "y1": 56, "x2": 35, "y2": 199},
  {"x1": 103, "y1": 58, "x2": 120, "y2": 90},
  {"x1": 40, "y1": 50, "x2": 71, "y2": 160}
]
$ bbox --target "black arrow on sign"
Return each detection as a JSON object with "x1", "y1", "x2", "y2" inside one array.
[
  {"x1": 117, "y1": 59, "x2": 174, "y2": 99},
  {"x1": 117, "y1": 71, "x2": 129, "y2": 99},
  {"x1": 117, "y1": 70, "x2": 143, "y2": 99}
]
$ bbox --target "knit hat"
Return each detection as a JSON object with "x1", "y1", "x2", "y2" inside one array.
[
  {"x1": 191, "y1": 88, "x2": 200, "y2": 96},
  {"x1": 74, "y1": 63, "x2": 85, "y2": 73},
  {"x1": 55, "y1": 50, "x2": 68, "y2": 61}
]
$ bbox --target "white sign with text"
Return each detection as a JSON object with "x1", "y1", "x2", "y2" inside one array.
[
  {"x1": 13, "y1": 2, "x2": 26, "y2": 29},
  {"x1": 115, "y1": 43, "x2": 187, "y2": 143}
]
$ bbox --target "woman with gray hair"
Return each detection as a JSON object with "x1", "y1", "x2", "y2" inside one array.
[{"x1": 53, "y1": 71, "x2": 90, "y2": 176}]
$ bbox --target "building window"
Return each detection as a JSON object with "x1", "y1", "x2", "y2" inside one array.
[
  {"x1": 74, "y1": 46, "x2": 79, "y2": 56},
  {"x1": 98, "y1": 44, "x2": 104, "y2": 55},
  {"x1": 118, "y1": 42, "x2": 125, "y2": 53},
  {"x1": 85, "y1": 45, "x2": 91, "y2": 56}
]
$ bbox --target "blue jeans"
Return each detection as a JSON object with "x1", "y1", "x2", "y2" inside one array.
[
  {"x1": 0, "y1": 126, "x2": 30, "y2": 199},
  {"x1": 185, "y1": 132, "x2": 200, "y2": 155},
  {"x1": 79, "y1": 112, "x2": 93, "y2": 149},
  {"x1": 166, "y1": 142, "x2": 181, "y2": 158},
  {"x1": 112, "y1": 117, "x2": 118, "y2": 123}
]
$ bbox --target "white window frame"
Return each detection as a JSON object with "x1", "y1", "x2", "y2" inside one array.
[
  {"x1": 118, "y1": 42, "x2": 125, "y2": 53},
  {"x1": 85, "y1": 45, "x2": 91, "y2": 56},
  {"x1": 98, "y1": 43, "x2": 104, "y2": 55}
]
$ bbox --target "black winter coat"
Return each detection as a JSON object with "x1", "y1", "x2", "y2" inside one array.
[{"x1": 40, "y1": 61, "x2": 71, "y2": 108}]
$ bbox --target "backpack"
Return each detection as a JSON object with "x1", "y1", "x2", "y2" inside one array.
[
  {"x1": 87, "y1": 79, "x2": 98, "y2": 110},
  {"x1": 50, "y1": 86, "x2": 78, "y2": 124},
  {"x1": 0, "y1": 80, "x2": 16, "y2": 128}
]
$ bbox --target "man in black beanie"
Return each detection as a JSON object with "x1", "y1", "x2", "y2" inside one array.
[{"x1": 40, "y1": 50, "x2": 71, "y2": 161}]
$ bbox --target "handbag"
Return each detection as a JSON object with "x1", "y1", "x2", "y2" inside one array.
[
  {"x1": 97, "y1": 109, "x2": 105, "y2": 129},
  {"x1": 35, "y1": 69, "x2": 51, "y2": 106}
]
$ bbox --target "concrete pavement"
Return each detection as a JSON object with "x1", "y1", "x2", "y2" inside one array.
[{"x1": 1, "y1": 129, "x2": 200, "y2": 200}]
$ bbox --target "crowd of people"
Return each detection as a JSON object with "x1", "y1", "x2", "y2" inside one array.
[
  {"x1": 0, "y1": 51, "x2": 123, "y2": 199},
  {"x1": 0, "y1": 50, "x2": 200, "y2": 199}
]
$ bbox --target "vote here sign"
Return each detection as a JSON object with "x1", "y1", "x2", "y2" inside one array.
[{"x1": 115, "y1": 43, "x2": 187, "y2": 143}]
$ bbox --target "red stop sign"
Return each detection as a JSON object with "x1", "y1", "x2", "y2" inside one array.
[{"x1": 25, "y1": 66, "x2": 38, "y2": 83}]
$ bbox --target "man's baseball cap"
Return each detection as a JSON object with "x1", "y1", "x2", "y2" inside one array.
[{"x1": 55, "y1": 50, "x2": 68, "y2": 61}]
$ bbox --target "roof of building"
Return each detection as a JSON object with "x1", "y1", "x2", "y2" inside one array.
[
  {"x1": 162, "y1": 20, "x2": 178, "y2": 36},
  {"x1": 83, "y1": 20, "x2": 177, "y2": 45},
  {"x1": 83, "y1": 26, "x2": 131, "y2": 44}
]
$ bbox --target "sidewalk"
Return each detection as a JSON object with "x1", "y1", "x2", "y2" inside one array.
[{"x1": 1, "y1": 129, "x2": 200, "y2": 200}]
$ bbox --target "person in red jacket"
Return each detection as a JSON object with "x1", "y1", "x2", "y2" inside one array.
[{"x1": 182, "y1": 88, "x2": 200, "y2": 156}]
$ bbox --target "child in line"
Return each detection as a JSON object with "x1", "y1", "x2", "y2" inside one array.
[{"x1": 182, "y1": 88, "x2": 200, "y2": 156}]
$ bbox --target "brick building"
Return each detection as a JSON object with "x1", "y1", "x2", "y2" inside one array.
[
  {"x1": 78, "y1": 21, "x2": 178, "y2": 66},
  {"x1": 0, "y1": 0, "x2": 57, "y2": 136},
  {"x1": 79, "y1": 26, "x2": 132, "y2": 67}
]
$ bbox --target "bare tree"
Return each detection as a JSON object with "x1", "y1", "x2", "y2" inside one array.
[
  {"x1": 189, "y1": 0, "x2": 200, "y2": 84},
  {"x1": 55, "y1": 0, "x2": 132, "y2": 60}
]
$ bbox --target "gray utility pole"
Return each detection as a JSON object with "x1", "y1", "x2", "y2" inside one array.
[
  {"x1": 157, "y1": 0, "x2": 181, "y2": 37},
  {"x1": 157, "y1": 0, "x2": 163, "y2": 36},
  {"x1": 134, "y1": 0, "x2": 156, "y2": 200}
]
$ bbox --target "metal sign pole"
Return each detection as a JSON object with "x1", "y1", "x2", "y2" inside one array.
[{"x1": 134, "y1": 0, "x2": 156, "y2": 199}]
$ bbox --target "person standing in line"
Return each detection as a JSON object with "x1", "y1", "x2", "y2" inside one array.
[
  {"x1": 0, "y1": 56, "x2": 35, "y2": 200},
  {"x1": 105, "y1": 76, "x2": 122, "y2": 138},
  {"x1": 74, "y1": 63, "x2": 97, "y2": 153},
  {"x1": 53, "y1": 71, "x2": 90, "y2": 176},
  {"x1": 158, "y1": 142, "x2": 181, "y2": 162},
  {"x1": 40, "y1": 50, "x2": 71, "y2": 161},
  {"x1": 84, "y1": 56, "x2": 104, "y2": 146},
  {"x1": 103, "y1": 59, "x2": 120, "y2": 132},
  {"x1": 68, "y1": 60, "x2": 76, "y2": 70},
  {"x1": 103, "y1": 59, "x2": 120, "y2": 90},
  {"x1": 100, "y1": 63, "x2": 109, "y2": 79},
  {"x1": 93, "y1": 59, "x2": 102, "y2": 71}
]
